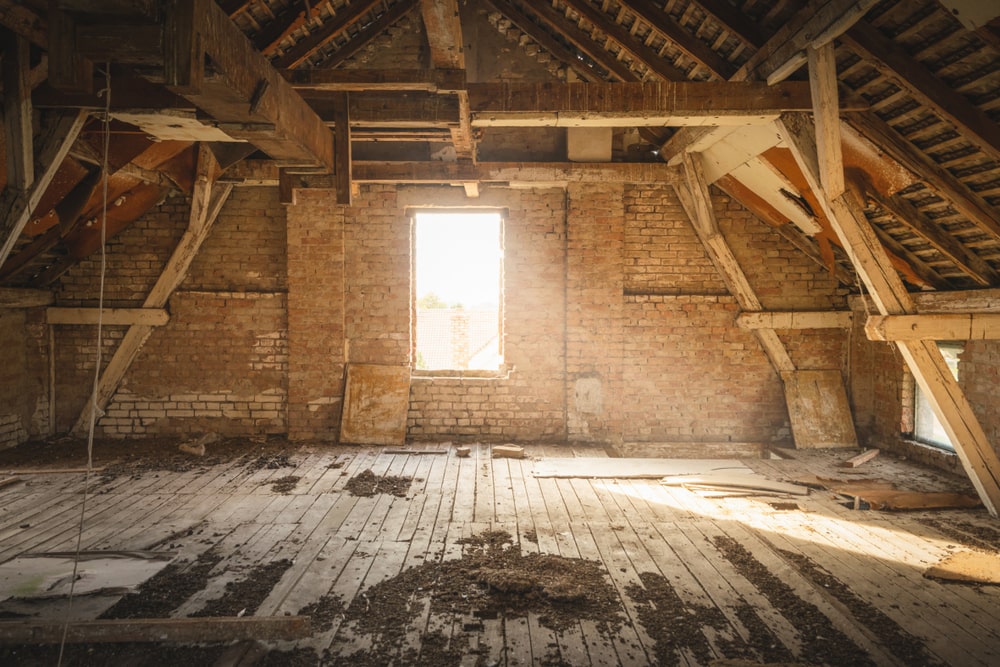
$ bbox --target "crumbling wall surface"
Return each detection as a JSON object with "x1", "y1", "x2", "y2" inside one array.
[
  {"x1": 0, "y1": 310, "x2": 48, "y2": 448},
  {"x1": 55, "y1": 188, "x2": 289, "y2": 437}
]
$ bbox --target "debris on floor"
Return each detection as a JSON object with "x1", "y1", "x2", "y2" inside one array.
[
  {"x1": 454, "y1": 445, "x2": 471, "y2": 458},
  {"x1": 343, "y1": 469, "x2": 413, "y2": 497},
  {"x1": 661, "y1": 473, "x2": 809, "y2": 496},
  {"x1": 841, "y1": 448, "x2": 880, "y2": 468},
  {"x1": 532, "y1": 457, "x2": 751, "y2": 478},
  {"x1": 492, "y1": 444, "x2": 525, "y2": 459},
  {"x1": 839, "y1": 489, "x2": 982, "y2": 511},
  {"x1": 178, "y1": 433, "x2": 218, "y2": 457}
]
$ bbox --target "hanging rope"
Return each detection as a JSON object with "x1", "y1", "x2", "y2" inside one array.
[{"x1": 57, "y1": 64, "x2": 112, "y2": 666}]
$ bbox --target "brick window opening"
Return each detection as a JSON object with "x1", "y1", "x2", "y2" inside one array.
[
  {"x1": 908, "y1": 342, "x2": 962, "y2": 451},
  {"x1": 411, "y1": 210, "x2": 504, "y2": 373}
]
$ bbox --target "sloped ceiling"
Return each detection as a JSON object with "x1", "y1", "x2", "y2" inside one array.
[{"x1": 1, "y1": 0, "x2": 999, "y2": 294}]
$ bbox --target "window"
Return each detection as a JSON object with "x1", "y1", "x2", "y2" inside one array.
[
  {"x1": 411, "y1": 210, "x2": 504, "y2": 372},
  {"x1": 913, "y1": 343, "x2": 962, "y2": 451}
]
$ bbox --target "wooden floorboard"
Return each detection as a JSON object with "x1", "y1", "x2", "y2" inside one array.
[{"x1": 0, "y1": 444, "x2": 998, "y2": 666}]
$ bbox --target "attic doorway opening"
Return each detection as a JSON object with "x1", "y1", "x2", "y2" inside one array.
[{"x1": 411, "y1": 209, "x2": 504, "y2": 373}]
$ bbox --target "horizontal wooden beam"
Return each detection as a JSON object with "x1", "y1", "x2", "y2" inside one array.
[
  {"x1": 467, "y1": 81, "x2": 865, "y2": 127},
  {"x1": 0, "y1": 616, "x2": 310, "y2": 644},
  {"x1": 222, "y1": 160, "x2": 682, "y2": 186},
  {"x1": 865, "y1": 314, "x2": 1000, "y2": 341},
  {"x1": 0, "y1": 287, "x2": 54, "y2": 308},
  {"x1": 46, "y1": 307, "x2": 170, "y2": 326},
  {"x1": 850, "y1": 288, "x2": 1000, "y2": 313},
  {"x1": 737, "y1": 311, "x2": 853, "y2": 330},
  {"x1": 283, "y1": 68, "x2": 466, "y2": 93}
]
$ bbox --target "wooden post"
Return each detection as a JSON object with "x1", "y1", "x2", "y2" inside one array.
[
  {"x1": 333, "y1": 92, "x2": 352, "y2": 205},
  {"x1": 2, "y1": 30, "x2": 33, "y2": 191},
  {"x1": 72, "y1": 144, "x2": 232, "y2": 434}
]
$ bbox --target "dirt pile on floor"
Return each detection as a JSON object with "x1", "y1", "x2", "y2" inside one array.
[
  {"x1": 315, "y1": 530, "x2": 625, "y2": 664},
  {"x1": 343, "y1": 468, "x2": 413, "y2": 497}
]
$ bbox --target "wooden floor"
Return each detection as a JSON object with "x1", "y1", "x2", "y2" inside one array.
[{"x1": 1, "y1": 443, "x2": 1000, "y2": 666}]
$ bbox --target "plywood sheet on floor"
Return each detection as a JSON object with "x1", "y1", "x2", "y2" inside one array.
[
  {"x1": 782, "y1": 369, "x2": 858, "y2": 448},
  {"x1": 531, "y1": 457, "x2": 751, "y2": 478},
  {"x1": 339, "y1": 364, "x2": 410, "y2": 445}
]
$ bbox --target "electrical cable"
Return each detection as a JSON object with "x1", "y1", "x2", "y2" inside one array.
[{"x1": 57, "y1": 63, "x2": 112, "y2": 666}]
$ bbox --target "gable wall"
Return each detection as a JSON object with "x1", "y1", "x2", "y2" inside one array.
[
  {"x1": 54, "y1": 181, "x2": 849, "y2": 447},
  {"x1": 0, "y1": 310, "x2": 48, "y2": 448}
]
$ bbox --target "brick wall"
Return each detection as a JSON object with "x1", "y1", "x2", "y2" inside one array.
[
  {"x1": 0, "y1": 310, "x2": 48, "y2": 449},
  {"x1": 55, "y1": 187, "x2": 289, "y2": 437},
  {"x1": 961, "y1": 341, "x2": 1000, "y2": 461},
  {"x1": 286, "y1": 189, "x2": 345, "y2": 440},
  {"x1": 50, "y1": 179, "x2": 857, "y2": 449}
]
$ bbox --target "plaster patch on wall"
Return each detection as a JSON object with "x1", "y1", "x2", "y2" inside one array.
[
  {"x1": 574, "y1": 377, "x2": 603, "y2": 414},
  {"x1": 0, "y1": 414, "x2": 28, "y2": 450}
]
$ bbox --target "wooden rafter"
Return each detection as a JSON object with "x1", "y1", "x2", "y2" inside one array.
[
  {"x1": 314, "y1": 0, "x2": 421, "y2": 70},
  {"x1": 72, "y1": 144, "x2": 233, "y2": 434},
  {"x1": 675, "y1": 151, "x2": 795, "y2": 373},
  {"x1": 687, "y1": 0, "x2": 765, "y2": 49},
  {"x1": 864, "y1": 186, "x2": 999, "y2": 287},
  {"x1": 778, "y1": 111, "x2": 1000, "y2": 517},
  {"x1": 513, "y1": 0, "x2": 637, "y2": 81},
  {"x1": 483, "y1": 0, "x2": 603, "y2": 82},
  {"x1": 0, "y1": 111, "x2": 88, "y2": 269},
  {"x1": 273, "y1": 0, "x2": 386, "y2": 69},
  {"x1": 841, "y1": 20, "x2": 1000, "y2": 165},
  {"x1": 420, "y1": 0, "x2": 473, "y2": 160},
  {"x1": 0, "y1": 0, "x2": 48, "y2": 47},
  {"x1": 254, "y1": 1, "x2": 324, "y2": 56},
  {"x1": 845, "y1": 111, "x2": 1000, "y2": 244},
  {"x1": 617, "y1": 0, "x2": 737, "y2": 79},
  {"x1": 559, "y1": 0, "x2": 687, "y2": 81}
]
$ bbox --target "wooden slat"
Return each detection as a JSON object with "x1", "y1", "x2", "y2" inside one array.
[
  {"x1": 841, "y1": 20, "x2": 1000, "y2": 165},
  {"x1": 845, "y1": 111, "x2": 1000, "y2": 244},
  {"x1": 46, "y1": 307, "x2": 169, "y2": 326},
  {"x1": 736, "y1": 311, "x2": 853, "y2": 330},
  {"x1": 865, "y1": 314, "x2": 1000, "y2": 341}
]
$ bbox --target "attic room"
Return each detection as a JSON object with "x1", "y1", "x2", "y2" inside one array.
[{"x1": 1, "y1": 0, "x2": 1000, "y2": 663}]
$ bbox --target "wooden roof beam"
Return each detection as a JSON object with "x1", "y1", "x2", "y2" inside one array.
[
  {"x1": 166, "y1": 0, "x2": 333, "y2": 170},
  {"x1": 511, "y1": 0, "x2": 638, "y2": 81},
  {"x1": 742, "y1": 0, "x2": 881, "y2": 84},
  {"x1": 840, "y1": 20, "x2": 1000, "y2": 165},
  {"x1": 560, "y1": 0, "x2": 688, "y2": 82},
  {"x1": 2, "y1": 30, "x2": 33, "y2": 192},
  {"x1": 866, "y1": 314, "x2": 1000, "y2": 341},
  {"x1": 420, "y1": 0, "x2": 472, "y2": 159},
  {"x1": 253, "y1": 1, "x2": 324, "y2": 56},
  {"x1": 688, "y1": 0, "x2": 765, "y2": 49},
  {"x1": 864, "y1": 187, "x2": 999, "y2": 287},
  {"x1": 283, "y1": 68, "x2": 466, "y2": 93},
  {"x1": 468, "y1": 81, "x2": 859, "y2": 127}
]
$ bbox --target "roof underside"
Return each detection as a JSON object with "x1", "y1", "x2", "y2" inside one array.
[{"x1": 2, "y1": 0, "x2": 999, "y2": 294}]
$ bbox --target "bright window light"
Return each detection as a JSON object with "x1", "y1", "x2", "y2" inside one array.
[{"x1": 413, "y1": 210, "x2": 503, "y2": 371}]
